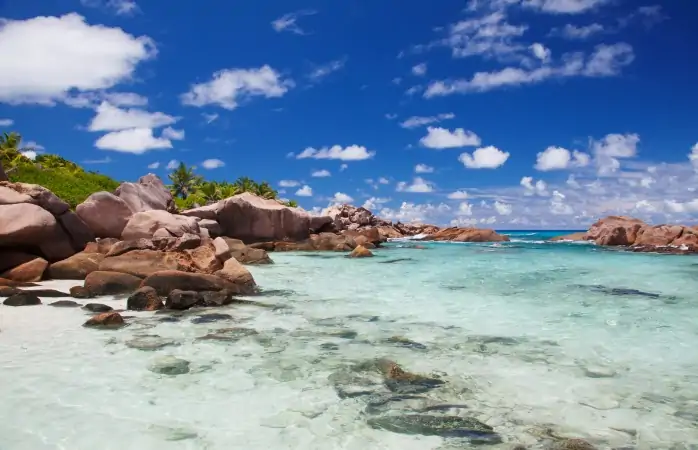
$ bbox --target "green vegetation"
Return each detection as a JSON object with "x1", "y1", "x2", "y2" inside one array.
[
  {"x1": 0, "y1": 131, "x2": 120, "y2": 208},
  {"x1": 168, "y1": 162, "x2": 298, "y2": 210}
]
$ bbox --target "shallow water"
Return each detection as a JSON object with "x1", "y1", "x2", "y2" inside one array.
[{"x1": 2, "y1": 233, "x2": 698, "y2": 449}]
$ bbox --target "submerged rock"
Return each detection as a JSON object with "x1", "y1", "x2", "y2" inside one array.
[
  {"x1": 548, "y1": 439, "x2": 597, "y2": 450},
  {"x1": 127, "y1": 286, "x2": 164, "y2": 311},
  {"x1": 148, "y1": 356, "x2": 190, "y2": 375},
  {"x1": 366, "y1": 414, "x2": 500, "y2": 442},
  {"x1": 49, "y1": 300, "x2": 81, "y2": 308},
  {"x1": 197, "y1": 327, "x2": 259, "y2": 342},
  {"x1": 126, "y1": 335, "x2": 178, "y2": 351},
  {"x1": 583, "y1": 366, "x2": 617, "y2": 378},
  {"x1": 166, "y1": 289, "x2": 200, "y2": 310},
  {"x1": 3, "y1": 292, "x2": 41, "y2": 306},
  {"x1": 383, "y1": 336, "x2": 427, "y2": 350},
  {"x1": 83, "y1": 303, "x2": 114, "y2": 313},
  {"x1": 191, "y1": 313, "x2": 234, "y2": 324},
  {"x1": 69, "y1": 285, "x2": 92, "y2": 299},
  {"x1": 349, "y1": 245, "x2": 373, "y2": 258},
  {"x1": 328, "y1": 370, "x2": 385, "y2": 399},
  {"x1": 364, "y1": 394, "x2": 427, "y2": 415},
  {"x1": 361, "y1": 358, "x2": 445, "y2": 394}
]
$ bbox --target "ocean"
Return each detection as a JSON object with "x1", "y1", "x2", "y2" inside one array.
[{"x1": 1, "y1": 233, "x2": 698, "y2": 449}]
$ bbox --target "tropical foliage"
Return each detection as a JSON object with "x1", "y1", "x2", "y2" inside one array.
[
  {"x1": 168, "y1": 162, "x2": 298, "y2": 209},
  {"x1": 0, "y1": 131, "x2": 120, "y2": 208}
]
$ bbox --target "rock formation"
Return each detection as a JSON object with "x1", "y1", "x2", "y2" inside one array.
[
  {"x1": 418, "y1": 227, "x2": 510, "y2": 243},
  {"x1": 552, "y1": 216, "x2": 698, "y2": 253}
]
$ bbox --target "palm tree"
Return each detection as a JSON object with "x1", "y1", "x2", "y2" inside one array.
[
  {"x1": 168, "y1": 162, "x2": 202, "y2": 199},
  {"x1": 0, "y1": 131, "x2": 32, "y2": 181},
  {"x1": 254, "y1": 181, "x2": 278, "y2": 200},
  {"x1": 233, "y1": 176, "x2": 256, "y2": 194},
  {"x1": 218, "y1": 183, "x2": 241, "y2": 199},
  {"x1": 196, "y1": 181, "x2": 221, "y2": 204}
]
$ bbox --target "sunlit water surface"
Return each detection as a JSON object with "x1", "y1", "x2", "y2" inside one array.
[{"x1": 2, "y1": 231, "x2": 698, "y2": 449}]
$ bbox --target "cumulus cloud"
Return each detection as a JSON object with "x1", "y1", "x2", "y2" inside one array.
[
  {"x1": 181, "y1": 65, "x2": 293, "y2": 110},
  {"x1": 330, "y1": 192, "x2": 354, "y2": 204},
  {"x1": 311, "y1": 169, "x2": 331, "y2": 177},
  {"x1": 400, "y1": 113, "x2": 454, "y2": 129},
  {"x1": 201, "y1": 158, "x2": 225, "y2": 169},
  {"x1": 591, "y1": 133, "x2": 640, "y2": 175},
  {"x1": 162, "y1": 127, "x2": 185, "y2": 141},
  {"x1": 415, "y1": 164, "x2": 434, "y2": 173},
  {"x1": 396, "y1": 177, "x2": 435, "y2": 193},
  {"x1": 147, "y1": 161, "x2": 160, "y2": 169},
  {"x1": 689, "y1": 143, "x2": 698, "y2": 171},
  {"x1": 494, "y1": 200, "x2": 513, "y2": 215},
  {"x1": 81, "y1": 0, "x2": 139, "y2": 15},
  {"x1": 296, "y1": 145, "x2": 375, "y2": 161},
  {"x1": 0, "y1": 118, "x2": 13, "y2": 126},
  {"x1": 522, "y1": 0, "x2": 610, "y2": 14},
  {"x1": 535, "y1": 146, "x2": 590, "y2": 171},
  {"x1": 379, "y1": 201, "x2": 451, "y2": 224},
  {"x1": 521, "y1": 176, "x2": 548, "y2": 196},
  {"x1": 88, "y1": 102, "x2": 178, "y2": 131},
  {"x1": 95, "y1": 128, "x2": 172, "y2": 154},
  {"x1": 447, "y1": 190, "x2": 469, "y2": 199},
  {"x1": 166, "y1": 159, "x2": 178, "y2": 170},
  {"x1": 420, "y1": 127, "x2": 481, "y2": 148},
  {"x1": 363, "y1": 197, "x2": 391, "y2": 211},
  {"x1": 412, "y1": 63, "x2": 427, "y2": 76},
  {"x1": 550, "y1": 23, "x2": 605, "y2": 39},
  {"x1": 279, "y1": 180, "x2": 300, "y2": 187},
  {"x1": 0, "y1": 14, "x2": 155, "y2": 105},
  {"x1": 530, "y1": 43, "x2": 550, "y2": 61},
  {"x1": 295, "y1": 185, "x2": 313, "y2": 196},
  {"x1": 457, "y1": 202, "x2": 473, "y2": 216},
  {"x1": 271, "y1": 9, "x2": 317, "y2": 35},
  {"x1": 459, "y1": 146, "x2": 510, "y2": 169}
]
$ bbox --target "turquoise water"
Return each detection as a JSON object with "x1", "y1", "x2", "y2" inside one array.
[{"x1": 2, "y1": 236, "x2": 698, "y2": 449}]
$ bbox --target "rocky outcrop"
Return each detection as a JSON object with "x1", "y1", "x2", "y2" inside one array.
[
  {"x1": 322, "y1": 204, "x2": 382, "y2": 231},
  {"x1": 553, "y1": 216, "x2": 698, "y2": 253},
  {"x1": 550, "y1": 231, "x2": 589, "y2": 242},
  {"x1": 114, "y1": 174, "x2": 174, "y2": 213},
  {"x1": 419, "y1": 227, "x2": 509, "y2": 243},
  {"x1": 83, "y1": 311, "x2": 125, "y2": 329},
  {"x1": 126, "y1": 286, "x2": 164, "y2": 311},
  {"x1": 99, "y1": 249, "x2": 182, "y2": 278},
  {"x1": 1, "y1": 255, "x2": 49, "y2": 282},
  {"x1": 140, "y1": 270, "x2": 250, "y2": 296},
  {"x1": 182, "y1": 192, "x2": 312, "y2": 243},
  {"x1": 84, "y1": 238, "x2": 120, "y2": 254},
  {"x1": 216, "y1": 237, "x2": 273, "y2": 264},
  {"x1": 121, "y1": 210, "x2": 200, "y2": 240},
  {"x1": 214, "y1": 258, "x2": 256, "y2": 292},
  {"x1": 258, "y1": 232, "x2": 358, "y2": 252},
  {"x1": 76, "y1": 192, "x2": 133, "y2": 239},
  {"x1": 83, "y1": 271, "x2": 143, "y2": 296}
]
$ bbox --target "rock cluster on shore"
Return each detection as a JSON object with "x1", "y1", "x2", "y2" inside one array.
[{"x1": 552, "y1": 215, "x2": 698, "y2": 254}]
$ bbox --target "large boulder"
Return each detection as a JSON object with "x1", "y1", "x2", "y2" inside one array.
[
  {"x1": 0, "y1": 253, "x2": 48, "y2": 282},
  {"x1": 343, "y1": 227, "x2": 384, "y2": 247},
  {"x1": 126, "y1": 286, "x2": 164, "y2": 311},
  {"x1": 0, "y1": 181, "x2": 69, "y2": 215},
  {"x1": 114, "y1": 174, "x2": 174, "y2": 213},
  {"x1": 47, "y1": 252, "x2": 105, "y2": 280},
  {"x1": 84, "y1": 238, "x2": 120, "y2": 254},
  {"x1": 121, "y1": 210, "x2": 200, "y2": 240},
  {"x1": 56, "y1": 212, "x2": 95, "y2": 252},
  {"x1": 585, "y1": 216, "x2": 645, "y2": 246},
  {"x1": 84, "y1": 271, "x2": 143, "y2": 296},
  {"x1": 420, "y1": 227, "x2": 509, "y2": 243},
  {"x1": 322, "y1": 204, "x2": 377, "y2": 231},
  {"x1": 140, "y1": 270, "x2": 241, "y2": 296},
  {"x1": 214, "y1": 258, "x2": 257, "y2": 293},
  {"x1": 99, "y1": 249, "x2": 182, "y2": 278},
  {"x1": 633, "y1": 224, "x2": 685, "y2": 247},
  {"x1": 216, "y1": 237, "x2": 273, "y2": 264},
  {"x1": 0, "y1": 203, "x2": 57, "y2": 247},
  {"x1": 76, "y1": 192, "x2": 133, "y2": 238}
]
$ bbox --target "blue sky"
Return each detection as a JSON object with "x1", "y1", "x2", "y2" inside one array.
[{"x1": 1, "y1": 0, "x2": 697, "y2": 228}]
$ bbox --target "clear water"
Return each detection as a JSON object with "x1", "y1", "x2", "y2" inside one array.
[{"x1": 2, "y1": 233, "x2": 698, "y2": 449}]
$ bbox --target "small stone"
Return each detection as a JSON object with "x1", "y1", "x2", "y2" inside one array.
[
  {"x1": 366, "y1": 414, "x2": 500, "y2": 442},
  {"x1": 348, "y1": 245, "x2": 373, "y2": 258},
  {"x1": 165, "y1": 289, "x2": 200, "y2": 310},
  {"x1": 148, "y1": 356, "x2": 190, "y2": 375},
  {"x1": 0, "y1": 286, "x2": 20, "y2": 297},
  {"x1": 384, "y1": 336, "x2": 427, "y2": 350},
  {"x1": 83, "y1": 311, "x2": 125, "y2": 328},
  {"x1": 191, "y1": 313, "x2": 234, "y2": 324},
  {"x1": 197, "y1": 327, "x2": 258, "y2": 342},
  {"x1": 70, "y1": 285, "x2": 92, "y2": 299},
  {"x1": 550, "y1": 439, "x2": 597, "y2": 450},
  {"x1": 49, "y1": 300, "x2": 81, "y2": 308},
  {"x1": 83, "y1": 303, "x2": 114, "y2": 313},
  {"x1": 583, "y1": 366, "x2": 617, "y2": 378},
  {"x1": 126, "y1": 335, "x2": 177, "y2": 351},
  {"x1": 320, "y1": 342, "x2": 340, "y2": 351},
  {"x1": 3, "y1": 292, "x2": 41, "y2": 306}
]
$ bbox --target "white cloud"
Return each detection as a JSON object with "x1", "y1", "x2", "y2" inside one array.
[
  {"x1": 330, "y1": 192, "x2": 354, "y2": 204},
  {"x1": 102, "y1": 92, "x2": 147, "y2": 106},
  {"x1": 396, "y1": 177, "x2": 435, "y2": 193},
  {"x1": 362, "y1": 196, "x2": 390, "y2": 210},
  {"x1": 88, "y1": 102, "x2": 178, "y2": 131},
  {"x1": 81, "y1": 0, "x2": 139, "y2": 15},
  {"x1": 405, "y1": 85, "x2": 423, "y2": 96},
  {"x1": 378, "y1": 177, "x2": 390, "y2": 184},
  {"x1": 415, "y1": 163, "x2": 434, "y2": 173},
  {"x1": 521, "y1": 176, "x2": 548, "y2": 196},
  {"x1": 201, "y1": 158, "x2": 225, "y2": 169},
  {"x1": 494, "y1": 200, "x2": 513, "y2": 215},
  {"x1": 424, "y1": 43, "x2": 634, "y2": 97},
  {"x1": 551, "y1": 23, "x2": 605, "y2": 39},
  {"x1": 311, "y1": 169, "x2": 331, "y2": 177},
  {"x1": 385, "y1": 113, "x2": 398, "y2": 120},
  {"x1": 24, "y1": 141, "x2": 44, "y2": 151},
  {"x1": 295, "y1": 185, "x2": 313, "y2": 196},
  {"x1": 147, "y1": 161, "x2": 160, "y2": 169},
  {"x1": 279, "y1": 180, "x2": 300, "y2": 187},
  {"x1": 412, "y1": 63, "x2": 427, "y2": 76},
  {"x1": 202, "y1": 113, "x2": 219, "y2": 124},
  {"x1": 0, "y1": 118, "x2": 13, "y2": 126},
  {"x1": 166, "y1": 159, "x2": 178, "y2": 170},
  {"x1": 439, "y1": 12, "x2": 528, "y2": 62},
  {"x1": 522, "y1": 0, "x2": 609, "y2": 14},
  {"x1": 530, "y1": 43, "x2": 550, "y2": 61},
  {"x1": 161, "y1": 127, "x2": 185, "y2": 141},
  {"x1": 95, "y1": 128, "x2": 172, "y2": 154},
  {"x1": 591, "y1": 133, "x2": 640, "y2": 175},
  {"x1": 420, "y1": 126, "x2": 481, "y2": 148},
  {"x1": 400, "y1": 113, "x2": 454, "y2": 129},
  {"x1": 457, "y1": 202, "x2": 473, "y2": 216},
  {"x1": 181, "y1": 65, "x2": 293, "y2": 110},
  {"x1": 0, "y1": 13, "x2": 155, "y2": 105},
  {"x1": 271, "y1": 9, "x2": 316, "y2": 35},
  {"x1": 296, "y1": 144, "x2": 375, "y2": 161},
  {"x1": 459, "y1": 146, "x2": 510, "y2": 169},
  {"x1": 308, "y1": 58, "x2": 346, "y2": 81},
  {"x1": 20, "y1": 150, "x2": 37, "y2": 160},
  {"x1": 535, "y1": 146, "x2": 590, "y2": 171},
  {"x1": 339, "y1": 164, "x2": 348, "y2": 171},
  {"x1": 689, "y1": 143, "x2": 698, "y2": 171},
  {"x1": 566, "y1": 174, "x2": 580, "y2": 188},
  {"x1": 447, "y1": 190, "x2": 469, "y2": 199},
  {"x1": 379, "y1": 201, "x2": 451, "y2": 224}
]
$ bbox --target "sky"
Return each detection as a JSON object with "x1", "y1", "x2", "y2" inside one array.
[{"x1": 0, "y1": 0, "x2": 697, "y2": 229}]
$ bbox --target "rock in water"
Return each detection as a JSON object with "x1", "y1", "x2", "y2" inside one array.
[
  {"x1": 349, "y1": 245, "x2": 373, "y2": 258},
  {"x1": 3, "y1": 292, "x2": 41, "y2": 306},
  {"x1": 366, "y1": 415, "x2": 500, "y2": 442},
  {"x1": 49, "y1": 300, "x2": 81, "y2": 308},
  {"x1": 127, "y1": 286, "x2": 164, "y2": 311},
  {"x1": 549, "y1": 439, "x2": 597, "y2": 450},
  {"x1": 166, "y1": 289, "x2": 200, "y2": 310},
  {"x1": 126, "y1": 335, "x2": 177, "y2": 351},
  {"x1": 83, "y1": 311, "x2": 125, "y2": 329},
  {"x1": 191, "y1": 313, "x2": 234, "y2": 324},
  {"x1": 148, "y1": 356, "x2": 190, "y2": 375},
  {"x1": 83, "y1": 303, "x2": 114, "y2": 313}
]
